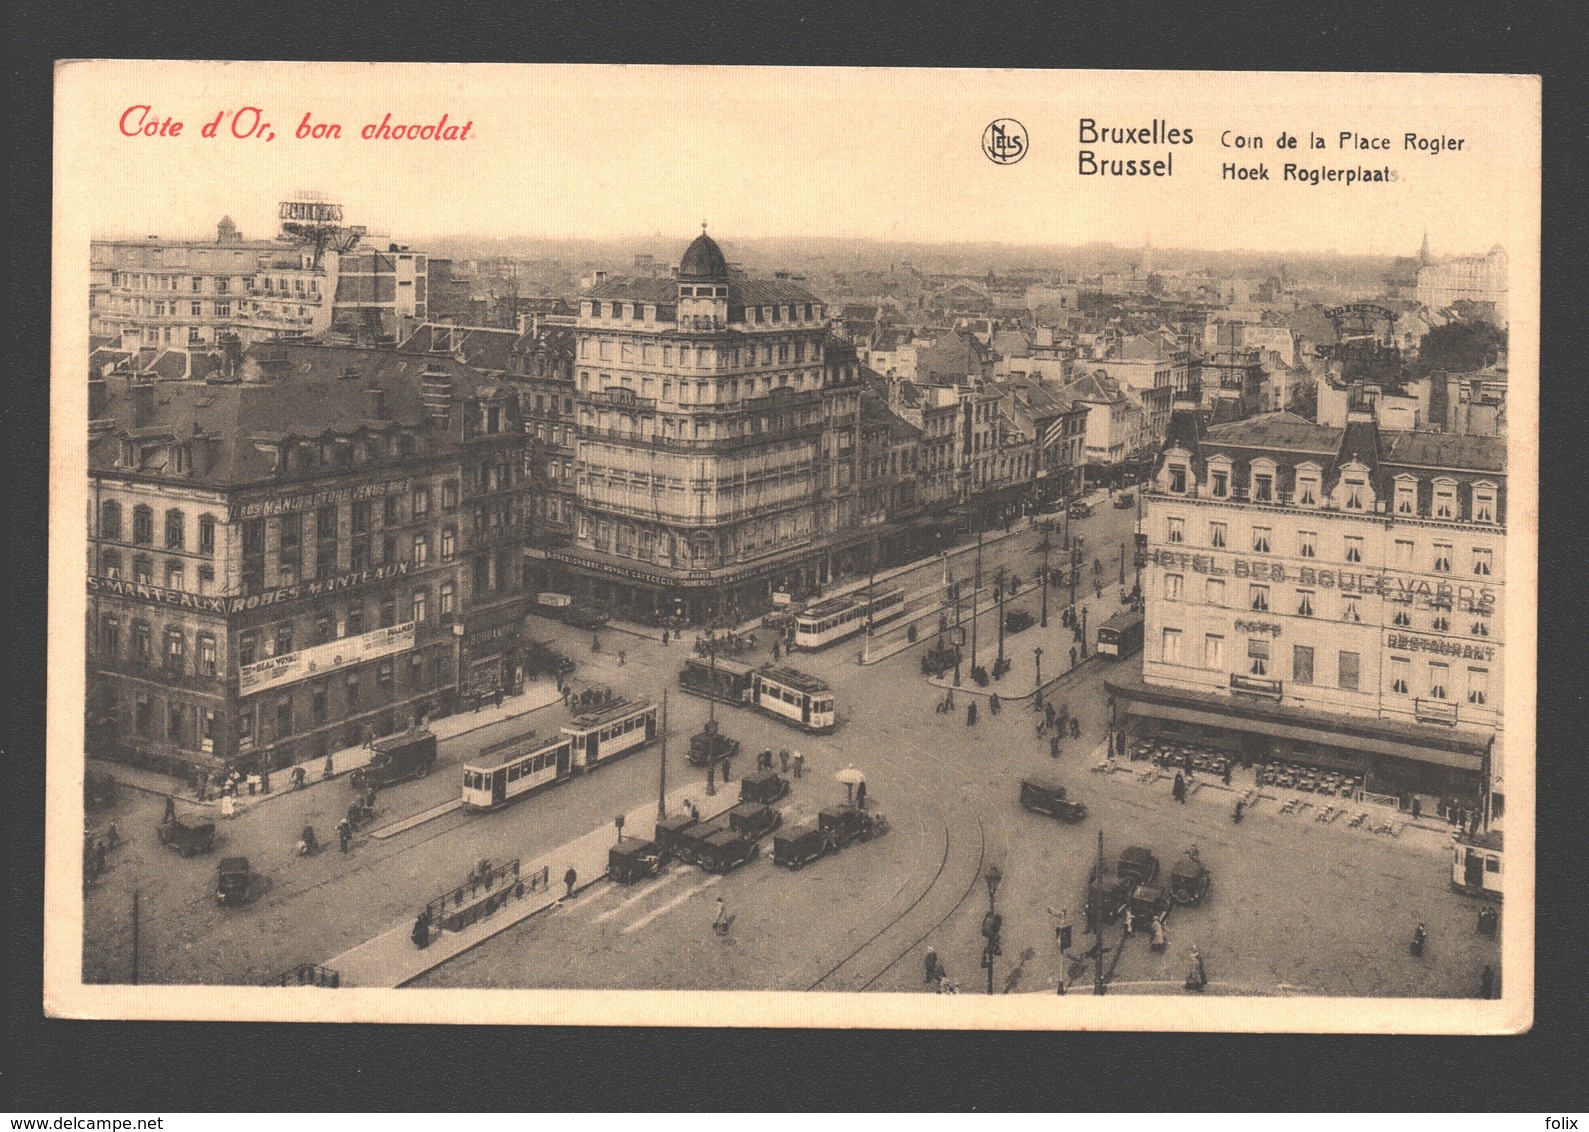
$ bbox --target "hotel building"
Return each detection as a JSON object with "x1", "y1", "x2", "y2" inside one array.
[{"x1": 1108, "y1": 396, "x2": 1506, "y2": 819}]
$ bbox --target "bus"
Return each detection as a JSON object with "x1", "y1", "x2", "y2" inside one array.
[
  {"x1": 792, "y1": 586, "x2": 906, "y2": 650},
  {"x1": 750, "y1": 666, "x2": 836, "y2": 733},
  {"x1": 678, "y1": 655, "x2": 755, "y2": 706},
  {"x1": 562, "y1": 698, "x2": 659, "y2": 772},
  {"x1": 462, "y1": 730, "x2": 572, "y2": 811},
  {"x1": 1096, "y1": 610, "x2": 1145, "y2": 659}
]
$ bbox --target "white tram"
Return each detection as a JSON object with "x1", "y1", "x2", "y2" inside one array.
[
  {"x1": 750, "y1": 666, "x2": 836, "y2": 733},
  {"x1": 792, "y1": 587, "x2": 906, "y2": 650},
  {"x1": 562, "y1": 698, "x2": 659, "y2": 771},
  {"x1": 462, "y1": 731, "x2": 572, "y2": 811}
]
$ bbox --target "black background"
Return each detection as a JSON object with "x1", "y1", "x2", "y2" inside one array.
[{"x1": 8, "y1": 0, "x2": 1586, "y2": 1112}]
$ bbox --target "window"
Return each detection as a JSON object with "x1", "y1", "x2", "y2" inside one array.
[
  {"x1": 1341, "y1": 597, "x2": 1361, "y2": 623},
  {"x1": 1203, "y1": 634, "x2": 1224, "y2": 671},
  {"x1": 1160, "y1": 628, "x2": 1183, "y2": 664},
  {"x1": 132, "y1": 620, "x2": 152, "y2": 662},
  {"x1": 439, "y1": 580, "x2": 456, "y2": 617},
  {"x1": 1343, "y1": 475, "x2": 1366, "y2": 510},
  {"x1": 1249, "y1": 584, "x2": 1269, "y2": 611},
  {"x1": 1292, "y1": 645, "x2": 1314, "y2": 685},
  {"x1": 384, "y1": 495, "x2": 401, "y2": 526},
  {"x1": 197, "y1": 634, "x2": 216, "y2": 676},
  {"x1": 1393, "y1": 609, "x2": 1412, "y2": 627},
  {"x1": 346, "y1": 675, "x2": 361, "y2": 709},
  {"x1": 1338, "y1": 651, "x2": 1361, "y2": 691},
  {"x1": 133, "y1": 556, "x2": 153, "y2": 584},
  {"x1": 273, "y1": 622, "x2": 293, "y2": 657},
  {"x1": 198, "y1": 514, "x2": 216, "y2": 553},
  {"x1": 1431, "y1": 614, "x2": 1450, "y2": 633},
  {"x1": 1387, "y1": 655, "x2": 1412, "y2": 694},
  {"x1": 412, "y1": 588, "x2": 428, "y2": 624},
  {"x1": 1247, "y1": 639, "x2": 1270, "y2": 676},
  {"x1": 413, "y1": 485, "x2": 431, "y2": 518},
  {"x1": 1296, "y1": 590, "x2": 1315, "y2": 617},
  {"x1": 413, "y1": 534, "x2": 430, "y2": 566},
  {"x1": 1205, "y1": 578, "x2": 1225, "y2": 606},
  {"x1": 1164, "y1": 573, "x2": 1183, "y2": 601},
  {"x1": 315, "y1": 614, "x2": 336, "y2": 644},
  {"x1": 1168, "y1": 464, "x2": 1187, "y2": 493},
  {"x1": 345, "y1": 606, "x2": 365, "y2": 637},
  {"x1": 1433, "y1": 480, "x2": 1456, "y2": 519},
  {"x1": 100, "y1": 550, "x2": 121, "y2": 578},
  {"x1": 165, "y1": 560, "x2": 185, "y2": 590},
  {"x1": 1253, "y1": 472, "x2": 1273, "y2": 502},
  {"x1": 1432, "y1": 543, "x2": 1453, "y2": 573},
  {"x1": 1395, "y1": 479, "x2": 1417, "y2": 515},
  {"x1": 380, "y1": 596, "x2": 397, "y2": 628},
  {"x1": 312, "y1": 685, "x2": 328, "y2": 724},
  {"x1": 1252, "y1": 526, "x2": 1271, "y2": 554},
  {"x1": 1298, "y1": 530, "x2": 1316, "y2": 558},
  {"x1": 1394, "y1": 539, "x2": 1414, "y2": 568},
  {"x1": 100, "y1": 501, "x2": 122, "y2": 540},
  {"x1": 1471, "y1": 620, "x2": 1490, "y2": 637},
  {"x1": 168, "y1": 702, "x2": 186, "y2": 746},
  {"x1": 100, "y1": 615, "x2": 120, "y2": 656},
  {"x1": 1297, "y1": 475, "x2": 1318, "y2": 505},
  {"x1": 1210, "y1": 469, "x2": 1229, "y2": 498},
  {"x1": 275, "y1": 696, "x2": 293, "y2": 739},
  {"x1": 1166, "y1": 517, "x2": 1184, "y2": 544},
  {"x1": 1209, "y1": 522, "x2": 1227, "y2": 549},
  {"x1": 132, "y1": 505, "x2": 154, "y2": 544},
  {"x1": 1344, "y1": 536, "x2": 1363, "y2": 564},
  {"x1": 1428, "y1": 662, "x2": 1449, "y2": 700},
  {"x1": 135, "y1": 693, "x2": 153, "y2": 737},
  {"x1": 238, "y1": 630, "x2": 259, "y2": 667},
  {"x1": 1473, "y1": 485, "x2": 1496, "y2": 523},
  {"x1": 441, "y1": 526, "x2": 456, "y2": 562},
  {"x1": 1472, "y1": 548, "x2": 1493, "y2": 576},
  {"x1": 352, "y1": 500, "x2": 371, "y2": 534},
  {"x1": 1466, "y1": 668, "x2": 1489, "y2": 705}
]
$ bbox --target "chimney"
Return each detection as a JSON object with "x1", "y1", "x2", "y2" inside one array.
[
  {"x1": 363, "y1": 386, "x2": 388, "y2": 419},
  {"x1": 594, "y1": 270, "x2": 608, "y2": 284},
  {"x1": 131, "y1": 380, "x2": 155, "y2": 427},
  {"x1": 89, "y1": 377, "x2": 108, "y2": 421},
  {"x1": 420, "y1": 368, "x2": 454, "y2": 422}
]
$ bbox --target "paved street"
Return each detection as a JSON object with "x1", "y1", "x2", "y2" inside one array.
[{"x1": 85, "y1": 495, "x2": 1500, "y2": 997}]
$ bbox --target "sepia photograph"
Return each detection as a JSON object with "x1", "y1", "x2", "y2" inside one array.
[{"x1": 47, "y1": 63, "x2": 1538, "y2": 1032}]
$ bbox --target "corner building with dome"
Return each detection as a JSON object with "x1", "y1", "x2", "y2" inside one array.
[{"x1": 545, "y1": 232, "x2": 874, "y2": 623}]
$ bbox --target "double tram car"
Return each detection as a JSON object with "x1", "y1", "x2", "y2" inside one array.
[
  {"x1": 792, "y1": 587, "x2": 905, "y2": 650},
  {"x1": 563, "y1": 698, "x2": 659, "y2": 771},
  {"x1": 678, "y1": 655, "x2": 755, "y2": 706},
  {"x1": 462, "y1": 731, "x2": 572, "y2": 811},
  {"x1": 750, "y1": 666, "x2": 835, "y2": 733}
]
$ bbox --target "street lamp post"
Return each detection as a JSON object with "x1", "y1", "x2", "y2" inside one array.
[
  {"x1": 1119, "y1": 541, "x2": 1126, "y2": 586},
  {"x1": 996, "y1": 566, "x2": 1006, "y2": 668},
  {"x1": 657, "y1": 690, "x2": 669, "y2": 822},
  {"x1": 1038, "y1": 529, "x2": 1052, "y2": 628},
  {"x1": 983, "y1": 864, "x2": 1003, "y2": 996},
  {"x1": 1034, "y1": 646, "x2": 1043, "y2": 694},
  {"x1": 1080, "y1": 605, "x2": 1089, "y2": 660},
  {"x1": 970, "y1": 521, "x2": 983, "y2": 672}
]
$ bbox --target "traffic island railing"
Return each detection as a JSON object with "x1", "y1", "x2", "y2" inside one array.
[
  {"x1": 419, "y1": 859, "x2": 550, "y2": 939},
  {"x1": 263, "y1": 963, "x2": 341, "y2": 988}
]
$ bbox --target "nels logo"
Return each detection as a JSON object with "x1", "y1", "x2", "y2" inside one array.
[{"x1": 982, "y1": 118, "x2": 1028, "y2": 165}]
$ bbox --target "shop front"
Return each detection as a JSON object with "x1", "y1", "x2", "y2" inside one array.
[
  {"x1": 457, "y1": 599, "x2": 529, "y2": 707},
  {"x1": 1105, "y1": 671, "x2": 1492, "y2": 812}
]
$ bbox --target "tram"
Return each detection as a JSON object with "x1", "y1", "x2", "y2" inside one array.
[
  {"x1": 1096, "y1": 609, "x2": 1145, "y2": 659},
  {"x1": 462, "y1": 730, "x2": 572, "y2": 810},
  {"x1": 678, "y1": 654, "x2": 755, "y2": 706},
  {"x1": 792, "y1": 586, "x2": 905, "y2": 650},
  {"x1": 750, "y1": 666, "x2": 836, "y2": 733},
  {"x1": 563, "y1": 698, "x2": 659, "y2": 771}
]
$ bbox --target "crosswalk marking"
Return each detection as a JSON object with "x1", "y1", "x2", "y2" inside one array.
[
  {"x1": 593, "y1": 870, "x2": 686, "y2": 922},
  {"x1": 621, "y1": 874, "x2": 722, "y2": 934}
]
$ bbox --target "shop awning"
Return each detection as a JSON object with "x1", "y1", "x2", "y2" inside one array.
[{"x1": 1124, "y1": 700, "x2": 1484, "y2": 772}]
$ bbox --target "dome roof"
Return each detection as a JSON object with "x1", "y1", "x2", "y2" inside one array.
[{"x1": 679, "y1": 232, "x2": 729, "y2": 281}]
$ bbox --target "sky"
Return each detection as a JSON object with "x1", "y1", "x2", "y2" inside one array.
[{"x1": 57, "y1": 63, "x2": 1536, "y2": 258}]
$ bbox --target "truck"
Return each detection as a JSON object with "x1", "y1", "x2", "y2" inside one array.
[{"x1": 353, "y1": 729, "x2": 438, "y2": 789}]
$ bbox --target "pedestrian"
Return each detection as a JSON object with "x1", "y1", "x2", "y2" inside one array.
[
  {"x1": 924, "y1": 947, "x2": 941, "y2": 986},
  {"x1": 93, "y1": 840, "x2": 107, "y2": 877},
  {"x1": 772, "y1": 640, "x2": 781, "y2": 661},
  {"x1": 1411, "y1": 922, "x2": 1427, "y2": 958},
  {"x1": 989, "y1": 693, "x2": 1001, "y2": 716},
  {"x1": 722, "y1": 755, "x2": 732, "y2": 782},
  {"x1": 856, "y1": 780, "x2": 868, "y2": 809},
  {"x1": 1183, "y1": 750, "x2": 1194, "y2": 774},
  {"x1": 780, "y1": 749, "x2": 790, "y2": 774},
  {"x1": 1173, "y1": 772, "x2": 1187, "y2": 804},
  {"x1": 1123, "y1": 906, "x2": 1135, "y2": 936},
  {"x1": 793, "y1": 752, "x2": 804, "y2": 779},
  {"x1": 563, "y1": 686, "x2": 572, "y2": 706},
  {"x1": 618, "y1": 649, "x2": 626, "y2": 666},
  {"x1": 1481, "y1": 965, "x2": 1495, "y2": 999},
  {"x1": 661, "y1": 628, "x2": 669, "y2": 646},
  {"x1": 1107, "y1": 694, "x2": 1116, "y2": 724},
  {"x1": 412, "y1": 908, "x2": 433, "y2": 950},
  {"x1": 1070, "y1": 646, "x2": 1079, "y2": 668},
  {"x1": 1222, "y1": 762, "x2": 1232, "y2": 786},
  {"x1": 713, "y1": 895, "x2": 732, "y2": 936},
  {"x1": 1185, "y1": 946, "x2": 1207, "y2": 992},
  {"x1": 1070, "y1": 717, "x2": 1081, "y2": 740},
  {"x1": 164, "y1": 794, "x2": 176, "y2": 823},
  {"x1": 1046, "y1": 704, "x2": 1056, "y2": 729},
  {"x1": 1050, "y1": 734, "x2": 1061, "y2": 760},
  {"x1": 337, "y1": 819, "x2": 352, "y2": 853},
  {"x1": 592, "y1": 633, "x2": 600, "y2": 653},
  {"x1": 967, "y1": 702, "x2": 978, "y2": 727},
  {"x1": 1411, "y1": 796, "x2": 1422, "y2": 820},
  {"x1": 1151, "y1": 914, "x2": 1167, "y2": 952},
  {"x1": 564, "y1": 866, "x2": 578, "y2": 899},
  {"x1": 221, "y1": 790, "x2": 236, "y2": 819},
  {"x1": 324, "y1": 754, "x2": 336, "y2": 781},
  {"x1": 366, "y1": 785, "x2": 377, "y2": 810}
]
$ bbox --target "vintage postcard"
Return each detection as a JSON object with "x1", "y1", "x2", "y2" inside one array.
[{"x1": 48, "y1": 63, "x2": 1537, "y2": 1031}]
